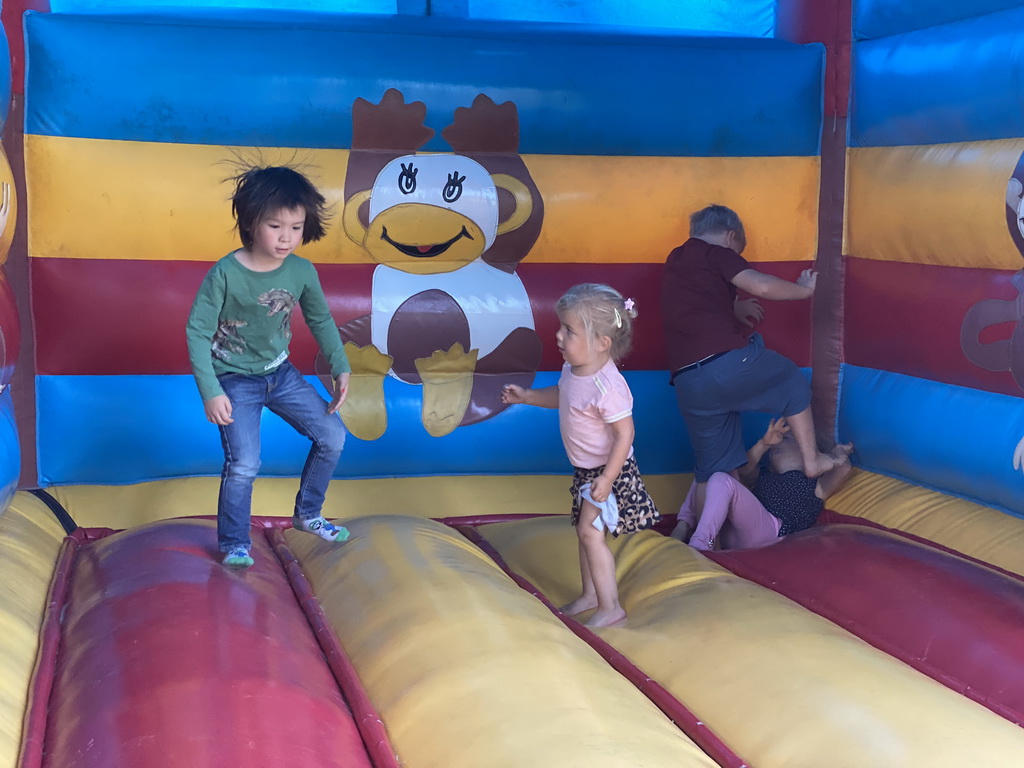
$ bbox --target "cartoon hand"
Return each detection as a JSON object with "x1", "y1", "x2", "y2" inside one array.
[
  {"x1": 1008, "y1": 177, "x2": 1023, "y2": 210},
  {"x1": 734, "y1": 297, "x2": 764, "y2": 327},
  {"x1": 0, "y1": 182, "x2": 11, "y2": 241},
  {"x1": 352, "y1": 88, "x2": 434, "y2": 150},
  {"x1": 1013, "y1": 435, "x2": 1024, "y2": 474},
  {"x1": 442, "y1": 93, "x2": 519, "y2": 153}
]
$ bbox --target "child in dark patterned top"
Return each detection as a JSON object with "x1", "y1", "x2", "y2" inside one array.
[{"x1": 670, "y1": 418, "x2": 853, "y2": 551}]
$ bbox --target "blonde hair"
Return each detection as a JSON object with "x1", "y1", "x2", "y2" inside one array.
[{"x1": 555, "y1": 283, "x2": 638, "y2": 362}]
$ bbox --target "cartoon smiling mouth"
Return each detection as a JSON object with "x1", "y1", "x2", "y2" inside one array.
[{"x1": 381, "y1": 226, "x2": 473, "y2": 257}]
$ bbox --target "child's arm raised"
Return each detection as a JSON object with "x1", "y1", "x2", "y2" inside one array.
[
  {"x1": 737, "y1": 418, "x2": 788, "y2": 486},
  {"x1": 589, "y1": 415, "x2": 634, "y2": 503},
  {"x1": 732, "y1": 268, "x2": 816, "y2": 301},
  {"x1": 501, "y1": 384, "x2": 559, "y2": 408}
]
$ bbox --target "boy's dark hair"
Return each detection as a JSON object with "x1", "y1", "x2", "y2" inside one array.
[{"x1": 229, "y1": 166, "x2": 330, "y2": 248}]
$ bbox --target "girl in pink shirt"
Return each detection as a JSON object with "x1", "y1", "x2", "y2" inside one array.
[{"x1": 503, "y1": 284, "x2": 660, "y2": 627}]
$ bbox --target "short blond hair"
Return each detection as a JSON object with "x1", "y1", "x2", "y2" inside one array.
[{"x1": 555, "y1": 283, "x2": 638, "y2": 362}]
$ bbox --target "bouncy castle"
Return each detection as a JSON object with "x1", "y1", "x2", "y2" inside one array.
[{"x1": 3, "y1": 0, "x2": 1024, "y2": 765}]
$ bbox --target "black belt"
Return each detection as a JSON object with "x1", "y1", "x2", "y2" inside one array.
[{"x1": 669, "y1": 350, "x2": 729, "y2": 385}]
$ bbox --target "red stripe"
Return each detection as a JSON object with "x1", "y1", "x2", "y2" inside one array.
[
  {"x1": 18, "y1": 536, "x2": 78, "y2": 768},
  {"x1": 31, "y1": 258, "x2": 374, "y2": 375},
  {"x1": 846, "y1": 258, "x2": 1024, "y2": 396},
  {"x1": 41, "y1": 522, "x2": 373, "y2": 768},
  {"x1": 775, "y1": 0, "x2": 852, "y2": 119},
  {"x1": 456, "y1": 523, "x2": 750, "y2": 768},
  {"x1": 32, "y1": 257, "x2": 811, "y2": 374},
  {"x1": 269, "y1": 529, "x2": 400, "y2": 768},
  {"x1": 708, "y1": 524, "x2": 1024, "y2": 726}
]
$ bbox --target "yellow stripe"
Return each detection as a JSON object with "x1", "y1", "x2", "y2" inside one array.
[
  {"x1": 847, "y1": 138, "x2": 1024, "y2": 270},
  {"x1": 828, "y1": 469, "x2": 1024, "y2": 578},
  {"x1": 290, "y1": 516, "x2": 716, "y2": 767},
  {"x1": 49, "y1": 473, "x2": 690, "y2": 529},
  {"x1": 485, "y1": 517, "x2": 1024, "y2": 764},
  {"x1": 26, "y1": 134, "x2": 819, "y2": 264},
  {"x1": 0, "y1": 493, "x2": 67, "y2": 766}
]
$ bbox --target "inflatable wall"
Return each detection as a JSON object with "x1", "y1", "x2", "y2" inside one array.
[
  {"x1": 25, "y1": 10, "x2": 823, "y2": 486},
  {"x1": 3, "y1": 1, "x2": 1024, "y2": 767},
  {"x1": 843, "y1": 0, "x2": 1024, "y2": 517}
]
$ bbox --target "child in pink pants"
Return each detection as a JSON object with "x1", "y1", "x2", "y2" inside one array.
[{"x1": 672, "y1": 418, "x2": 853, "y2": 550}]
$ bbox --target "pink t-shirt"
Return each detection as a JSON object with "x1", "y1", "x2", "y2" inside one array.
[{"x1": 558, "y1": 359, "x2": 635, "y2": 469}]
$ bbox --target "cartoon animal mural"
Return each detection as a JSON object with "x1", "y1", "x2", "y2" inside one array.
[
  {"x1": 321, "y1": 89, "x2": 544, "y2": 439},
  {"x1": 960, "y1": 150, "x2": 1024, "y2": 471}
]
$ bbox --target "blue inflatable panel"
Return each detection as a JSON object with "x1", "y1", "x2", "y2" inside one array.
[
  {"x1": 36, "y1": 372, "x2": 696, "y2": 485},
  {"x1": 52, "y1": 0, "x2": 776, "y2": 36},
  {"x1": 851, "y1": 8, "x2": 1024, "y2": 147},
  {"x1": 853, "y1": 0, "x2": 1024, "y2": 41},
  {"x1": 50, "y1": 0, "x2": 397, "y2": 10},
  {"x1": 0, "y1": 390, "x2": 20, "y2": 512},
  {"x1": 467, "y1": 0, "x2": 775, "y2": 37},
  {"x1": 24, "y1": 11, "x2": 824, "y2": 156},
  {"x1": 839, "y1": 365, "x2": 1024, "y2": 518}
]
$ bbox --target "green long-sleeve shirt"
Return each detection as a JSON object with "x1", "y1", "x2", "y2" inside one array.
[{"x1": 186, "y1": 252, "x2": 350, "y2": 402}]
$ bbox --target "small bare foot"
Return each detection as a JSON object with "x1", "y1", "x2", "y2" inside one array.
[
  {"x1": 831, "y1": 442, "x2": 854, "y2": 460},
  {"x1": 560, "y1": 595, "x2": 598, "y2": 616},
  {"x1": 804, "y1": 452, "x2": 837, "y2": 478},
  {"x1": 669, "y1": 520, "x2": 692, "y2": 542},
  {"x1": 585, "y1": 607, "x2": 627, "y2": 628}
]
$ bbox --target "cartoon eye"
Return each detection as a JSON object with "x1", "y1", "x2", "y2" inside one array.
[
  {"x1": 442, "y1": 172, "x2": 466, "y2": 203},
  {"x1": 398, "y1": 163, "x2": 418, "y2": 195}
]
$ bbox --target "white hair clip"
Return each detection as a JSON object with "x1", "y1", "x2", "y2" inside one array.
[{"x1": 614, "y1": 308, "x2": 622, "y2": 328}]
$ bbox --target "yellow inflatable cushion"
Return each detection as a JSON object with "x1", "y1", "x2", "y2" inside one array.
[
  {"x1": 0, "y1": 493, "x2": 67, "y2": 768},
  {"x1": 481, "y1": 516, "x2": 1024, "y2": 768},
  {"x1": 827, "y1": 469, "x2": 1024, "y2": 578},
  {"x1": 286, "y1": 515, "x2": 717, "y2": 768}
]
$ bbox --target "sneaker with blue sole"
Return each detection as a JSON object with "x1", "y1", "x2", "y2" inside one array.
[
  {"x1": 294, "y1": 516, "x2": 350, "y2": 542},
  {"x1": 222, "y1": 547, "x2": 255, "y2": 569}
]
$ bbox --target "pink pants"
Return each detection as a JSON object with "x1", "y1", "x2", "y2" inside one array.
[{"x1": 677, "y1": 472, "x2": 781, "y2": 550}]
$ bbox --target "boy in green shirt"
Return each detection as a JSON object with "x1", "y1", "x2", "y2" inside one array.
[{"x1": 186, "y1": 166, "x2": 351, "y2": 568}]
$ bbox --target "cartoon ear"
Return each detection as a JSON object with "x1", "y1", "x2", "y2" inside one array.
[
  {"x1": 342, "y1": 189, "x2": 372, "y2": 246},
  {"x1": 1008, "y1": 178, "x2": 1024, "y2": 210},
  {"x1": 493, "y1": 173, "x2": 533, "y2": 235}
]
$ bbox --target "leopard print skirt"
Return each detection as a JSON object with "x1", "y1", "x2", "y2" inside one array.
[{"x1": 569, "y1": 456, "x2": 661, "y2": 538}]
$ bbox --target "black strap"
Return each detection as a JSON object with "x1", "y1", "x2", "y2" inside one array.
[{"x1": 28, "y1": 488, "x2": 78, "y2": 535}]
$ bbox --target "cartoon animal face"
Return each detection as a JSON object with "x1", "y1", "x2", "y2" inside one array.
[
  {"x1": 1007, "y1": 151, "x2": 1024, "y2": 258},
  {"x1": 345, "y1": 153, "x2": 532, "y2": 275}
]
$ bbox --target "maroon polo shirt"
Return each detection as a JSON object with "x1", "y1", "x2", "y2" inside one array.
[{"x1": 662, "y1": 237, "x2": 751, "y2": 371}]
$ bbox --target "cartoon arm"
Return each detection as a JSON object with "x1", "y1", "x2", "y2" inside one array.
[
  {"x1": 442, "y1": 94, "x2": 544, "y2": 274},
  {"x1": 1013, "y1": 436, "x2": 1024, "y2": 476},
  {"x1": 960, "y1": 277, "x2": 1022, "y2": 372}
]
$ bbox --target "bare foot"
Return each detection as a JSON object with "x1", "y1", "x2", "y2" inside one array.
[
  {"x1": 831, "y1": 442, "x2": 854, "y2": 460},
  {"x1": 560, "y1": 595, "x2": 598, "y2": 616},
  {"x1": 585, "y1": 607, "x2": 627, "y2": 628},
  {"x1": 669, "y1": 520, "x2": 692, "y2": 542},
  {"x1": 804, "y1": 452, "x2": 837, "y2": 478}
]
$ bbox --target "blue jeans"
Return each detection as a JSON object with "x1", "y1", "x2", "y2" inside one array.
[
  {"x1": 216, "y1": 362, "x2": 346, "y2": 552},
  {"x1": 673, "y1": 333, "x2": 810, "y2": 482}
]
